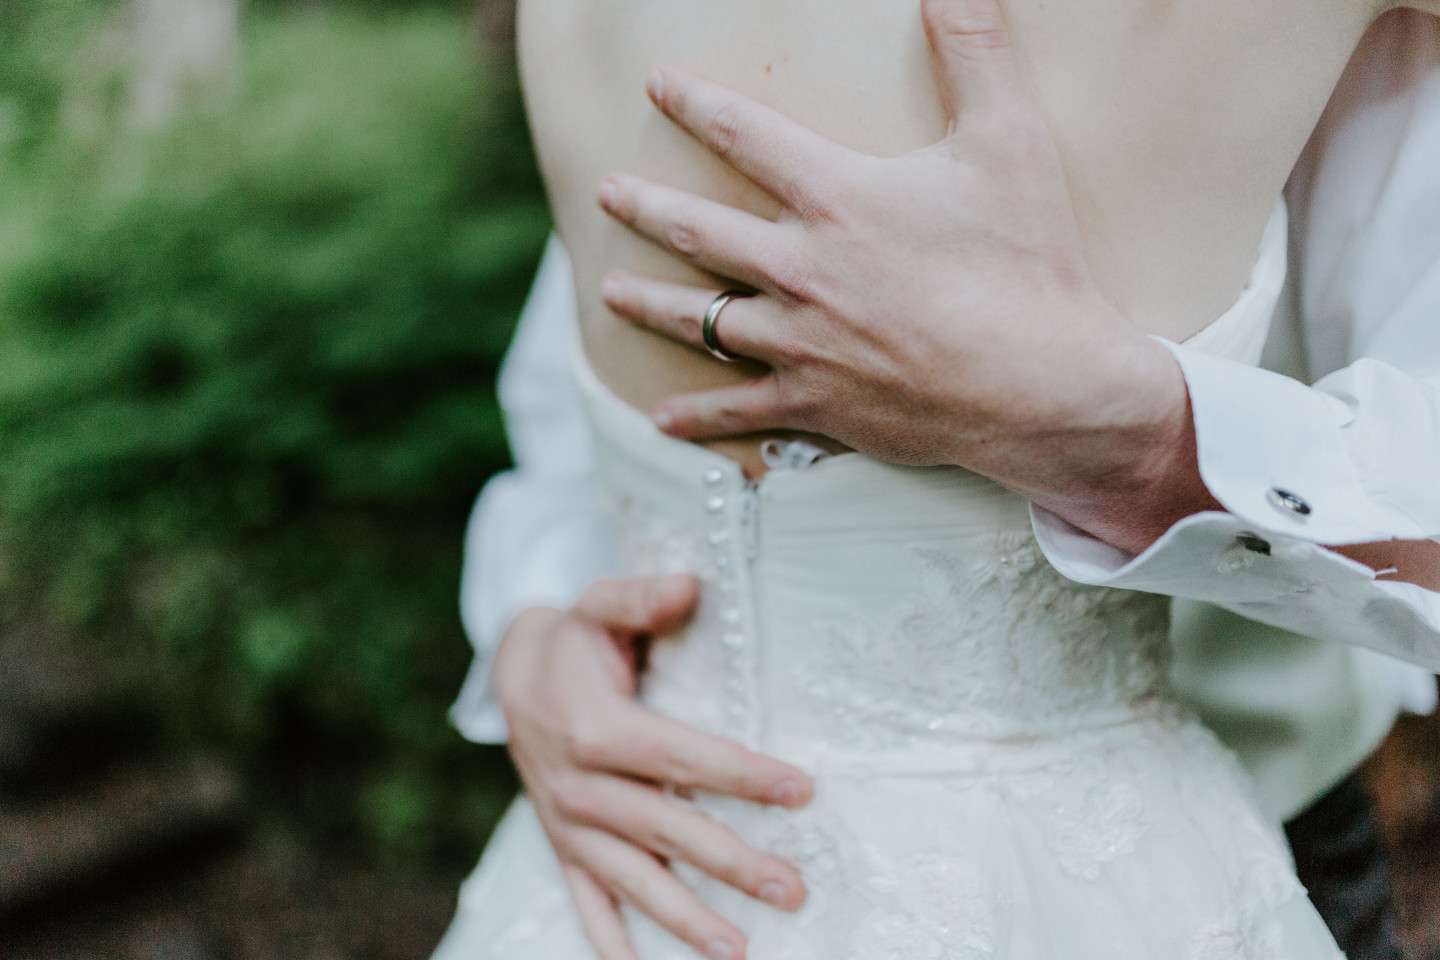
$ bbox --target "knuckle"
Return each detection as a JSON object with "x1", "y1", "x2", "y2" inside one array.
[
  {"x1": 563, "y1": 720, "x2": 612, "y2": 767},
  {"x1": 677, "y1": 307, "x2": 704, "y2": 341},
  {"x1": 666, "y1": 215, "x2": 703, "y2": 256},
  {"x1": 711, "y1": 395, "x2": 742, "y2": 424},
  {"x1": 768, "y1": 329, "x2": 809, "y2": 367},
  {"x1": 776, "y1": 377, "x2": 811, "y2": 412},
  {"x1": 776, "y1": 380, "x2": 819, "y2": 427},
  {"x1": 669, "y1": 911, "x2": 719, "y2": 950},
  {"x1": 696, "y1": 830, "x2": 748, "y2": 881},
  {"x1": 673, "y1": 295, "x2": 707, "y2": 340},
  {"x1": 707, "y1": 102, "x2": 744, "y2": 158},
  {"x1": 712, "y1": 398, "x2": 753, "y2": 434},
  {"x1": 550, "y1": 775, "x2": 599, "y2": 822},
  {"x1": 924, "y1": 0, "x2": 1009, "y2": 52},
  {"x1": 793, "y1": 174, "x2": 845, "y2": 227},
  {"x1": 955, "y1": 23, "x2": 1009, "y2": 56},
  {"x1": 659, "y1": 747, "x2": 702, "y2": 789},
  {"x1": 766, "y1": 258, "x2": 819, "y2": 303},
  {"x1": 648, "y1": 812, "x2": 690, "y2": 861},
  {"x1": 969, "y1": 21, "x2": 1011, "y2": 51}
]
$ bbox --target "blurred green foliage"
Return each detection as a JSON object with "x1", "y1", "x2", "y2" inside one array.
[{"x1": 0, "y1": 0, "x2": 543, "y2": 865}]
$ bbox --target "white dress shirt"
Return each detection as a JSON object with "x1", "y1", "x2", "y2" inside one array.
[{"x1": 451, "y1": 12, "x2": 1439, "y2": 814}]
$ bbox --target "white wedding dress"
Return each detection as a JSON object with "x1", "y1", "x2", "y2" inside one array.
[{"x1": 434, "y1": 202, "x2": 1345, "y2": 960}]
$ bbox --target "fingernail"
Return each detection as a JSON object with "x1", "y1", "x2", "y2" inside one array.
[
  {"x1": 646, "y1": 69, "x2": 664, "y2": 103},
  {"x1": 771, "y1": 780, "x2": 800, "y2": 806},
  {"x1": 758, "y1": 881, "x2": 789, "y2": 908},
  {"x1": 706, "y1": 940, "x2": 735, "y2": 960},
  {"x1": 653, "y1": 408, "x2": 674, "y2": 431},
  {"x1": 598, "y1": 178, "x2": 617, "y2": 210}
]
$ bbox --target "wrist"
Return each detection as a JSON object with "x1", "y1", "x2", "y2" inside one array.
[
  {"x1": 1108, "y1": 355, "x2": 1222, "y2": 553},
  {"x1": 1033, "y1": 332, "x2": 1220, "y2": 554}
]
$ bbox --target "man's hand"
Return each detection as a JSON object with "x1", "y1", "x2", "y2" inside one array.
[
  {"x1": 495, "y1": 575, "x2": 812, "y2": 960},
  {"x1": 597, "y1": 0, "x2": 1217, "y2": 554}
]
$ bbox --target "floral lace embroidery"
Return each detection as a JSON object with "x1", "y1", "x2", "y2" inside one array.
[
  {"x1": 1047, "y1": 781, "x2": 1148, "y2": 880},
  {"x1": 1187, "y1": 918, "x2": 1284, "y2": 960},
  {"x1": 794, "y1": 532, "x2": 1172, "y2": 744},
  {"x1": 755, "y1": 806, "x2": 1005, "y2": 960}
]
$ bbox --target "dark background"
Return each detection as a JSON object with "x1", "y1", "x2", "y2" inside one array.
[{"x1": 0, "y1": 2, "x2": 1436, "y2": 958}]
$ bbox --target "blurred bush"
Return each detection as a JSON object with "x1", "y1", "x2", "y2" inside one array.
[{"x1": 0, "y1": 0, "x2": 544, "y2": 866}]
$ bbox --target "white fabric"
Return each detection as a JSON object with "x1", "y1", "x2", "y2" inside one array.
[
  {"x1": 436, "y1": 283, "x2": 1343, "y2": 959},
  {"x1": 1030, "y1": 13, "x2": 1440, "y2": 711},
  {"x1": 450, "y1": 236, "x2": 619, "y2": 742}
]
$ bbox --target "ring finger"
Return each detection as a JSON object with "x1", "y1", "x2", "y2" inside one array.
[
  {"x1": 601, "y1": 273, "x2": 776, "y2": 364},
  {"x1": 574, "y1": 775, "x2": 806, "y2": 910}
]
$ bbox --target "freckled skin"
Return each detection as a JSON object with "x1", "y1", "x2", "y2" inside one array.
[{"x1": 518, "y1": 0, "x2": 1428, "y2": 476}]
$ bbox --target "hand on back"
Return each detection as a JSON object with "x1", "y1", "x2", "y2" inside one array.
[
  {"x1": 495, "y1": 575, "x2": 813, "y2": 960},
  {"x1": 596, "y1": 0, "x2": 1208, "y2": 552}
]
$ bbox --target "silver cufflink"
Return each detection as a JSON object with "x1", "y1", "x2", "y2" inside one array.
[{"x1": 1266, "y1": 487, "x2": 1311, "y2": 518}]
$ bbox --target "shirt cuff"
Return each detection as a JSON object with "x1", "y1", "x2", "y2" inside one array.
[
  {"x1": 1160, "y1": 340, "x2": 1440, "y2": 544},
  {"x1": 1031, "y1": 503, "x2": 1440, "y2": 672}
]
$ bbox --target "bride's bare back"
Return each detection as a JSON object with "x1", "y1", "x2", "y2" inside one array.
[{"x1": 519, "y1": 0, "x2": 1429, "y2": 472}]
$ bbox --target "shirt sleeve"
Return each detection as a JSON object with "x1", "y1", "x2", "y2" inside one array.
[
  {"x1": 450, "y1": 237, "x2": 619, "y2": 743},
  {"x1": 1033, "y1": 14, "x2": 1440, "y2": 679}
]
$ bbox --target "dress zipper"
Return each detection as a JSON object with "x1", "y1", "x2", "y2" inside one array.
[{"x1": 739, "y1": 481, "x2": 760, "y2": 561}]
